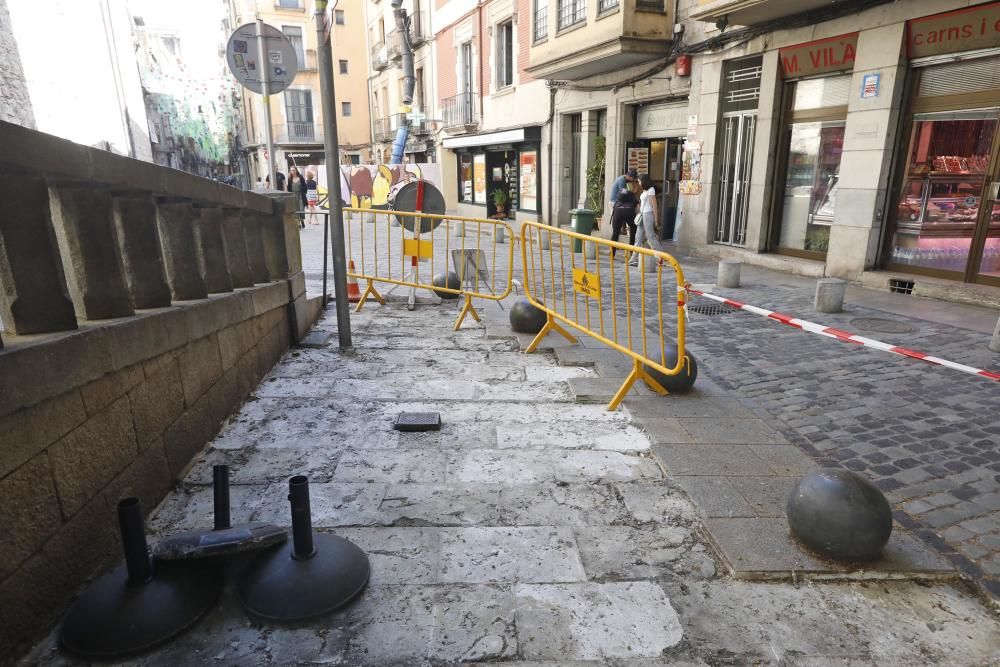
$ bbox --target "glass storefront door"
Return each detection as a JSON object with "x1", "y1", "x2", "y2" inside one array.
[
  {"x1": 886, "y1": 55, "x2": 1000, "y2": 284},
  {"x1": 772, "y1": 74, "x2": 851, "y2": 258}
]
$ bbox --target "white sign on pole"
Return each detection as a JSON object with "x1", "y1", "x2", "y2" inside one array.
[{"x1": 226, "y1": 23, "x2": 298, "y2": 95}]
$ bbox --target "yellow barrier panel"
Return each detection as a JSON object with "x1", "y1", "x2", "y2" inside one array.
[
  {"x1": 520, "y1": 221, "x2": 690, "y2": 410},
  {"x1": 344, "y1": 207, "x2": 515, "y2": 330}
]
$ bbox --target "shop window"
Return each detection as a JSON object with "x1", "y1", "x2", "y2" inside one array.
[
  {"x1": 496, "y1": 21, "x2": 514, "y2": 89},
  {"x1": 459, "y1": 154, "x2": 474, "y2": 202},
  {"x1": 473, "y1": 154, "x2": 487, "y2": 203},
  {"x1": 772, "y1": 74, "x2": 850, "y2": 257},
  {"x1": 890, "y1": 111, "x2": 997, "y2": 272},
  {"x1": 520, "y1": 150, "x2": 539, "y2": 212}
]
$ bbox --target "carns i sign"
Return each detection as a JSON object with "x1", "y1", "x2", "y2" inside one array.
[
  {"x1": 779, "y1": 33, "x2": 858, "y2": 78},
  {"x1": 907, "y1": 1, "x2": 1000, "y2": 58}
]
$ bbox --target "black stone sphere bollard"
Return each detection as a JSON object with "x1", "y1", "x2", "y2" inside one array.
[
  {"x1": 432, "y1": 271, "x2": 461, "y2": 299},
  {"x1": 787, "y1": 468, "x2": 892, "y2": 562},
  {"x1": 642, "y1": 345, "x2": 698, "y2": 393},
  {"x1": 509, "y1": 298, "x2": 547, "y2": 334}
]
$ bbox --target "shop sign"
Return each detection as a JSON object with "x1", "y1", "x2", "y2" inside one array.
[
  {"x1": 636, "y1": 102, "x2": 689, "y2": 139},
  {"x1": 779, "y1": 32, "x2": 858, "y2": 78},
  {"x1": 572, "y1": 268, "x2": 601, "y2": 299},
  {"x1": 907, "y1": 2, "x2": 1000, "y2": 58}
]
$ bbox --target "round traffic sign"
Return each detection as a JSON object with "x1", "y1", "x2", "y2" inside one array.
[{"x1": 226, "y1": 23, "x2": 298, "y2": 95}]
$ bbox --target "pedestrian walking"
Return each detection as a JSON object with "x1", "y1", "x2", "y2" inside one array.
[
  {"x1": 608, "y1": 168, "x2": 638, "y2": 207},
  {"x1": 287, "y1": 167, "x2": 307, "y2": 228},
  {"x1": 275, "y1": 170, "x2": 286, "y2": 191},
  {"x1": 305, "y1": 169, "x2": 319, "y2": 225},
  {"x1": 629, "y1": 173, "x2": 666, "y2": 266},
  {"x1": 609, "y1": 180, "x2": 639, "y2": 260}
]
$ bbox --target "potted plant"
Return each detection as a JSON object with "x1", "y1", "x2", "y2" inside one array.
[{"x1": 490, "y1": 188, "x2": 508, "y2": 217}]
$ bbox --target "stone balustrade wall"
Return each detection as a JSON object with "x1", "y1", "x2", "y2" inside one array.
[{"x1": 0, "y1": 121, "x2": 322, "y2": 660}]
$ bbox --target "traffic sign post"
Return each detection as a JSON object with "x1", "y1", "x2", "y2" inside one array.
[{"x1": 226, "y1": 22, "x2": 298, "y2": 189}]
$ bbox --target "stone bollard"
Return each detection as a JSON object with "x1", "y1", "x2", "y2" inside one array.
[
  {"x1": 815, "y1": 277, "x2": 846, "y2": 313},
  {"x1": 494, "y1": 225, "x2": 506, "y2": 243},
  {"x1": 112, "y1": 195, "x2": 172, "y2": 308},
  {"x1": 539, "y1": 233, "x2": 550, "y2": 250},
  {"x1": 642, "y1": 254, "x2": 658, "y2": 274},
  {"x1": 585, "y1": 242, "x2": 597, "y2": 260},
  {"x1": 454, "y1": 221, "x2": 465, "y2": 238},
  {"x1": 0, "y1": 175, "x2": 78, "y2": 334},
  {"x1": 48, "y1": 185, "x2": 135, "y2": 319},
  {"x1": 990, "y1": 314, "x2": 1000, "y2": 353},
  {"x1": 717, "y1": 259, "x2": 741, "y2": 288},
  {"x1": 156, "y1": 200, "x2": 209, "y2": 301}
]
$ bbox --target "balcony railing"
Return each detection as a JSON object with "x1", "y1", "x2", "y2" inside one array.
[
  {"x1": 410, "y1": 12, "x2": 429, "y2": 45},
  {"x1": 391, "y1": 113, "x2": 429, "y2": 136},
  {"x1": 373, "y1": 117, "x2": 393, "y2": 143},
  {"x1": 534, "y1": 5, "x2": 548, "y2": 41},
  {"x1": 557, "y1": 0, "x2": 586, "y2": 29},
  {"x1": 441, "y1": 92, "x2": 480, "y2": 129},
  {"x1": 274, "y1": 122, "x2": 323, "y2": 143},
  {"x1": 386, "y1": 31, "x2": 401, "y2": 60},
  {"x1": 370, "y1": 42, "x2": 388, "y2": 70}
]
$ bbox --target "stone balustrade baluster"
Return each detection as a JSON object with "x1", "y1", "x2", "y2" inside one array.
[
  {"x1": 243, "y1": 211, "x2": 271, "y2": 284},
  {"x1": 221, "y1": 208, "x2": 254, "y2": 288},
  {"x1": 0, "y1": 174, "x2": 79, "y2": 334},
  {"x1": 47, "y1": 185, "x2": 135, "y2": 320},
  {"x1": 194, "y1": 206, "x2": 234, "y2": 293},
  {"x1": 156, "y1": 199, "x2": 209, "y2": 301},
  {"x1": 111, "y1": 194, "x2": 172, "y2": 309},
  {"x1": 260, "y1": 209, "x2": 290, "y2": 280}
]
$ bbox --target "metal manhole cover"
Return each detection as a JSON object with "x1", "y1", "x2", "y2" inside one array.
[
  {"x1": 393, "y1": 412, "x2": 442, "y2": 432},
  {"x1": 688, "y1": 303, "x2": 737, "y2": 316},
  {"x1": 849, "y1": 317, "x2": 918, "y2": 334}
]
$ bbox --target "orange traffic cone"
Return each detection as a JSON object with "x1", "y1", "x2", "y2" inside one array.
[{"x1": 347, "y1": 260, "x2": 362, "y2": 303}]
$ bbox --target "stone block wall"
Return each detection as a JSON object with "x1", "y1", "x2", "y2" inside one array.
[
  {"x1": 0, "y1": 121, "x2": 322, "y2": 660},
  {"x1": 0, "y1": 0, "x2": 34, "y2": 129}
]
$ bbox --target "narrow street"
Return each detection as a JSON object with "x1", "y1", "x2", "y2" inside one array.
[{"x1": 25, "y1": 281, "x2": 1000, "y2": 664}]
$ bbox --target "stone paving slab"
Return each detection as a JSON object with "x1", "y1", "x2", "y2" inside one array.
[
  {"x1": 255, "y1": 377, "x2": 574, "y2": 402},
  {"x1": 496, "y1": 421, "x2": 650, "y2": 451},
  {"x1": 513, "y1": 582, "x2": 684, "y2": 661},
  {"x1": 566, "y1": 376, "x2": 654, "y2": 403},
  {"x1": 704, "y1": 517, "x2": 954, "y2": 579},
  {"x1": 624, "y1": 396, "x2": 758, "y2": 419}
]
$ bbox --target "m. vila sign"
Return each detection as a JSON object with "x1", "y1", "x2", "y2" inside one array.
[{"x1": 779, "y1": 33, "x2": 858, "y2": 78}]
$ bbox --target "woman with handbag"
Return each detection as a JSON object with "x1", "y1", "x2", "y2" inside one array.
[
  {"x1": 609, "y1": 180, "x2": 639, "y2": 260},
  {"x1": 629, "y1": 173, "x2": 666, "y2": 266}
]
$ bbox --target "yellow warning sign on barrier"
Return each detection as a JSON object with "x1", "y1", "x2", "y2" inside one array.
[
  {"x1": 572, "y1": 267, "x2": 601, "y2": 299},
  {"x1": 402, "y1": 238, "x2": 433, "y2": 258}
]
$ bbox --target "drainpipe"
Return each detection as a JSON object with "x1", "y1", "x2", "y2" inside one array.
[
  {"x1": 546, "y1": 86, "x2": 555, "y2": 226},
  {"x1": 389, "y1": 0, "x2": 415, "y2": 164}
]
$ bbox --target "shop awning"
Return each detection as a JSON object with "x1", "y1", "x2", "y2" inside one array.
[{"x1": 442, "y1": 126, "x2": 541, "y2": 149}]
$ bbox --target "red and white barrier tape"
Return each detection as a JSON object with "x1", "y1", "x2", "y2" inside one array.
[{"x1": 684, "y1": 285, "x2": 1000, "y2": 383}]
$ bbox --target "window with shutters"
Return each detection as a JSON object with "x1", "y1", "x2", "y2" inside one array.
[
  {"x1": 282, "y1": 26, "x2": 304, "y2": 69},
  {"x1": 496, "y1": 21, "x2": 514, "y2": 89}
]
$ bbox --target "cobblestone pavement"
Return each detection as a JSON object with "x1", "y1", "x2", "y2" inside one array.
[
  {"x1": 675, "y1": 257, "x2": 1000, "y2": 597},
  {"x1": 26, "y1": 297, "x2": 1000, "y2": 665}
]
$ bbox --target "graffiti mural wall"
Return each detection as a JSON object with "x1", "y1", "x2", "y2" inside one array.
[{"x1": 311, "y1": 163, "x2": 443, "y2": 209}]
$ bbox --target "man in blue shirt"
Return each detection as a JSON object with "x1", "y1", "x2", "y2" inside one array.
[{"x1": 609, "y1": 168, "x2": 638, "y2": 206}]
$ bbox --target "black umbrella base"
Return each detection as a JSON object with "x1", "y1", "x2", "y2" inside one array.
[
  {"x1": 153, "y1": 522, "x2": 288, "y2": 560},
  {"x1": 59, "y1": 560, "x2": 222, "y2": 659},
  {"x1": 238, "y1": 532, "x2": 370, "y2": 622}
]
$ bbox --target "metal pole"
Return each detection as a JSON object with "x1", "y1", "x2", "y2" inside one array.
[
  {"x1": 256, "y1": 18, "x2": 276, "y2": 190},
  {"x1": 212, "y1": 465, "x2": 231, "y2": 530},
  {"x1": 117, "y1": 498, "x2": 152, "y2": 586},
  {"x1": 315, "y1": 0, "x2": 352, "y2": 349},
  {"x1": 288, "y1": 476, "x2": 316, "y2": 559},
  {"x1": 322, "y1": 211, "x2": 329, "y2": 307}
]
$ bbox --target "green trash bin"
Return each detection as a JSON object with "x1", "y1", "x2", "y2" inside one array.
[{"x1": 569, "y1": 208, "x2": 596, "y2": 253}]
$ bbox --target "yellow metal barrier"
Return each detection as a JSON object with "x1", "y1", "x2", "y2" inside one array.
[
  {"x1": 520, "y1": 221, "x2": 690, "y2": 410},
  {"x1": 344, "y1": 207, "x2": 515, "y2": 330}
]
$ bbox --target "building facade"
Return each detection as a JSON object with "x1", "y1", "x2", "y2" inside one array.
[
  {"x1": 233, "y1": 0, "x2": 372, "y2": 184},
  {"x1": 365, "y1": 0, "x2": 436, "y2": 164},
  {"x1": 0, "y1": 0, "x2": 35, "y2": 129},
  {"x1": 676, "y1": 0, "x2": 1000, "y2": 293}
]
